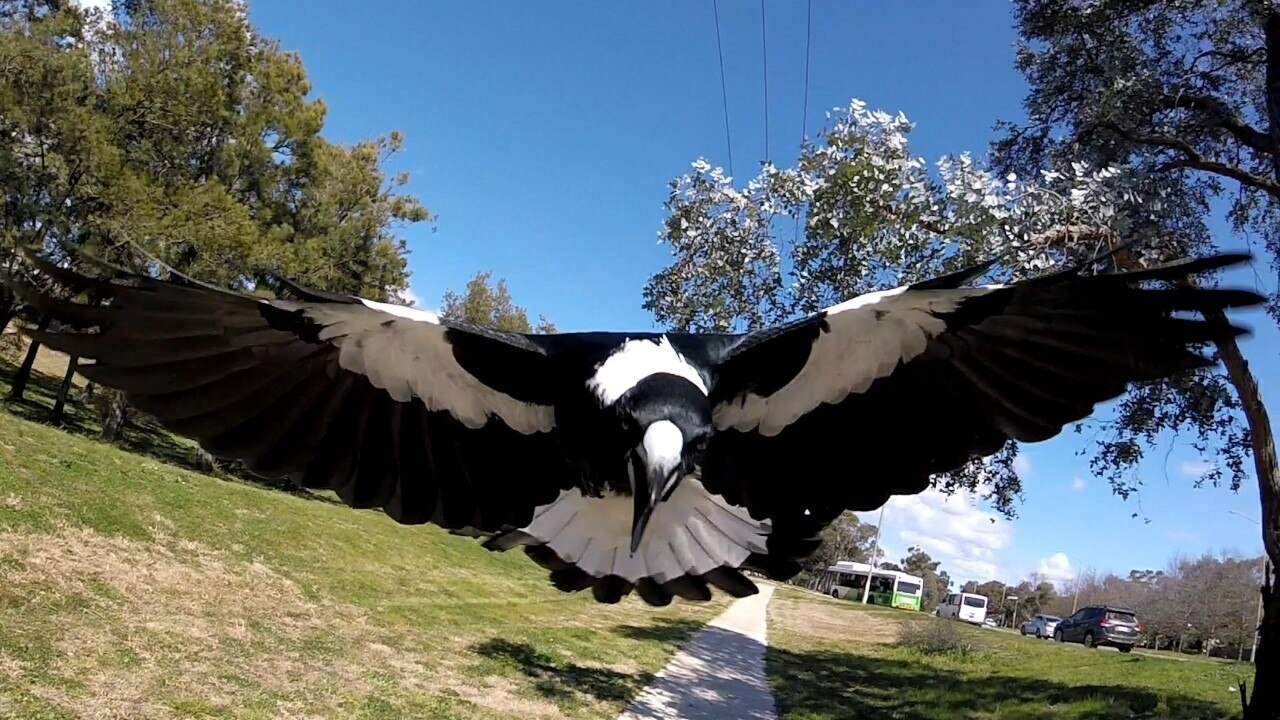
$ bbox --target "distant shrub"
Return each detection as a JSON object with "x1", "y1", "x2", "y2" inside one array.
[{"x1": 898, "y1": 618, "x2": 977, "y2": 658}]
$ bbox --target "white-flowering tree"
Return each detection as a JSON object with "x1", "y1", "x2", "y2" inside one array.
[{"x1": 644, "y1": 98, "x2": 1246, "y2": 518}]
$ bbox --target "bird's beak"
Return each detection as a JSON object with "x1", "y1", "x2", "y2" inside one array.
[{"x1": 631, "y1": 465, "x2": 677, "y2": 555}]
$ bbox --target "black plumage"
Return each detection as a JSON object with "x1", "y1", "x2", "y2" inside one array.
[{"x1": 2, "y1": 248, "x2": 1263, "y2": 604}]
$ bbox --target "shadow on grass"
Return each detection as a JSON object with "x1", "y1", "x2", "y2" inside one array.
[
  {"x1": 612, "y1": 617, "x2": 708, "y2": 644},
  {"x1": 472, "y1": 638, "x2": 653, "y2": 705},
  {"x1": 767, "y1": 645, "x2": 1234, "y2": 720},
  {"x1": 0, "y1": 358, "x2": 342, "y2": 507}
]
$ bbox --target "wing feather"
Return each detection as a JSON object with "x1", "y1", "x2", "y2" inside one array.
[
  {"x1": 6, "y1": 257, "x2": 576, "y2": 533},
  {"x1": 703, "y1": 252, "x2": 1263, "y2": 576}
]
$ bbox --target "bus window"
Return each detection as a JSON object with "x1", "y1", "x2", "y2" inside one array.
[{"x1": 896, "y1": 581, "x2": 922, "y2": 596}]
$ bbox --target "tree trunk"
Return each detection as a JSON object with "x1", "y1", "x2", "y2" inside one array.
[
  {"x1": 100, "y1": 393, "x2": 130, "y2": 444},
  {"x1": 1214, "y1": 324, "x2": 1280, "y2": 718},
  {"x1": 0, "y1": 295, "x2": 17, "y2": 338},
  {"x1": 51, "y1": 355, "x2": 77, "y2": 425},
  {"x1": 195, "y1": 447, "x2": 220, "y2": 474},
  {"x1": 7, "y1": 312, "x2": 51, "y2": 400},
  {"x1": 1238, "y1": 16, "x2": 1280, "y2": 712}
]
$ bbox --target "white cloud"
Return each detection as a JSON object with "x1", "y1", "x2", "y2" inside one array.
[
  {"x1": 1178, "y1": 460, "x2": 1215, "y2": 478},
  {"x1": 1036, "y1": 552, "x2": 1075, "y2": 584},
  {"x1": 1013, "y1": 453, "x2": 1033, "y2": 477},
  {"x1": 393, "y1": 287, "x2": 424, "y2": 308},
  {"x1": 1070, "y1": 476, "x2": 1087, "y2": 492},
  {"x1": 858, "y1": 486, "x2": 1013, "y2": 584}
]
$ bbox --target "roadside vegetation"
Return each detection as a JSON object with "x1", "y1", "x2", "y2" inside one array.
[{"x1": 766, "y1": 587, "x2": 1252, "y2": 720}]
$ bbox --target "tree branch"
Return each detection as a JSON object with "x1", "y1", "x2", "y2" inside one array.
[
  {"x1": 1095, "y1": 121, "x2": 1280, "y2": 199},
  {"x1": 1155, "y1": 91, "x2": 1276, "y2": 156}
]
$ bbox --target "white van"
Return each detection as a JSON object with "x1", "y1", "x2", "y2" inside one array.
[{"x1": 936, "y1": 592, "x2": 989, "y2": 625}]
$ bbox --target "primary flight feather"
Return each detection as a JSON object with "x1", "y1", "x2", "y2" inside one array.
[{"x1": 4, "y1": 250, "x2": 1263, "y2": 605}]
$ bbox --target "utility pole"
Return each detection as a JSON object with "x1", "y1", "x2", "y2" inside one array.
[
  {"x1": 1072, "y1": 579, "x2": 1081, "y2": 614},
  {"x1": 862, "y1": 504, "x2": 886, "y2": 606}
]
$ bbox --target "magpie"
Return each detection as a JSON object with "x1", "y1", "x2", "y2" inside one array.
[{"x1": 3, "y1": 249, "x2": 1263, "y2": 605}]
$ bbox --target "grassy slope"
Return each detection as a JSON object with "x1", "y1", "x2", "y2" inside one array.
[
  {"x1": 766, "y1": 587, "x2": 1252, "y2": 719},
  {"x1": 0, "y1": 351, "x2": 724, "y2": 720}
]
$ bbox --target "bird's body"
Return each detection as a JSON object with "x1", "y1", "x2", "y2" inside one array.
[{"x1": 4, "y1": 249, "x2": 1264, "y2": 605}]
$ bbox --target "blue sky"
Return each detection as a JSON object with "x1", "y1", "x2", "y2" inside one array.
[{"x1": 243, "y1": 0, "x2": 1272, "y2": 588}]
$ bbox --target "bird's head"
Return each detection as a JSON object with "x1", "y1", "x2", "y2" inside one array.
[{"x1": 617, "y1": 374, "x2": 712, "y2": 554}]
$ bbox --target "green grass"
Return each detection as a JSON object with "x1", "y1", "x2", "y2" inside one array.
[
  {"x1": 766, "y1": 587, "x2": 1252, "y2": 719},
  {"x1": 0, "y1": 353, "x2": 724, "y2": 719}
]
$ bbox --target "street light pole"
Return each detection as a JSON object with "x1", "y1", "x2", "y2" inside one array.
[
  {"x1": 1254, "y1": 562, "x2": 1268, "y2": 664},
  {"x1": 1228, "y1": 510, "x2": 1264, "y2": 664},
  {"x1": 862, "y1": 504, "x2": 886, "y2": 606}
]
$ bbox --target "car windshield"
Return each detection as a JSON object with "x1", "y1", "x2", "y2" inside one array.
[
  {"x1": 896, "y1": 582, "x2": 922, "y2": 595},
  {"x1": 1044, "y1": 616, "x2": 1061, "y2": 622},
  {"x1": 1106, "y1": 610, "x2": 1137, "y2": 624},
  {"x1": 963, "y1": 596, "x2": 986, "y2": 608}
]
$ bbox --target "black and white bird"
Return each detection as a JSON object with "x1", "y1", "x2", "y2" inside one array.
[{"x1": 4, "y1": 250, "x2": 1263, "y2": 605}]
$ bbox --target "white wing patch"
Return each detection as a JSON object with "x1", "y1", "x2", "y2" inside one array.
[
  {"x1": 518, "y1": 478, "x2": 770, "y2": 583},
  {"x1": 587, "y1": 336, "x2": 708, "y2": 406},
  {"x1": 287, "y1": 299, "x2": 554, "y2": 434},
  {"x1": 714, "y1": 285, "x2": 1002, "y2": 436}
]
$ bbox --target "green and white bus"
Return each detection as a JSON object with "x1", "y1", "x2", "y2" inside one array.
[{"x1": 815, "y1": 561, "x2": 925, "y2": 611}]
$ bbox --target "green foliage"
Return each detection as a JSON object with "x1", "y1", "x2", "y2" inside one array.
[
  {"x1": 441, "y1": 270, "x2": 556, "y2": 333},
  {"x1": 0, "y1": 0, "x2": 429, "y2": 301},
  {"x1": 897, "y1": 546, "x2": 951, "y2": 611},
  {"x1": 795, "y1": 512, "x2": 880, "y2": 584}
]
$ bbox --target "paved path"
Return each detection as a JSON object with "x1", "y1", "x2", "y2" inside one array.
[{"x1": 618, "y1": 583, "x2": 778, "y2": 720}]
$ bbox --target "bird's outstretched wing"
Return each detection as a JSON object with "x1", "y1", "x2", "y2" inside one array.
[
  {"x1": 7, "y1": 254, "x2": 577, "y2": 532},
  {"x1": 703, "y1": 252, "x2": 1262, "y2": 577}
]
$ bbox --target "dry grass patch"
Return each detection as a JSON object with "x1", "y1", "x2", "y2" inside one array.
[
  {"x1": 0, "y1": 327, "x2": 84, "y2": 389},
  {"x1": 768, "y1": 588, "x2": 902, "y2": 645},
  {"x1": 0, "y1": 525, "x2": 545, "y2": 718},
  {"x1": 0, "y1": 401, "x2": 722, "y2": 719}
]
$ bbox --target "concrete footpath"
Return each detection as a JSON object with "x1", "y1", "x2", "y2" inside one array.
[{"x1": 618, "y1": 583, "x2": 778, "y2": 720}]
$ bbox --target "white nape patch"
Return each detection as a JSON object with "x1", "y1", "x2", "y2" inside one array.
[
  {"x1": 713, "y1": 285, "x2": 1000, "y2": 437},
  {"x1": 289, "y1": 299, "x2": 554, "y2": 434},
  {"x1": 518, "y1": 477, "x2": 770, "y2": 583},
  {"x1": 641, "y1": 420, "x2": 684, "y2": 475},
  {"x1": 587, "y1": 336, "x2": 708, "y2": 406}
]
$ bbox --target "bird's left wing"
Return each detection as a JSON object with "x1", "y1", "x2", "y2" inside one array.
[
  {"x1": 7, "y1": 256, "x2": 576, "y2": 532},
  {"x1": 702, "y1": 252, "x2": 1262, "y2": 576}
]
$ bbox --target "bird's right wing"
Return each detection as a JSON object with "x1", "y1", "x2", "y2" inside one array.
[
  {"x1": 701, "y1": 252, "x2": 1262, "y2": 579},
  {"x1": 7, "y1": 256, "x2": 577, "y2": 533}
]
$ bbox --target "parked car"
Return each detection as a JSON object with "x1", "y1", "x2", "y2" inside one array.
[
  {"x1": 1020, "y1": 614, "x2": 1061, "y2": 639},
  {"x1": 1053, "y1": 605, "x2": 1141, "y2": 652},
  {"x1": 983, "y1": 617, "x2": 999, "y2": 628}
]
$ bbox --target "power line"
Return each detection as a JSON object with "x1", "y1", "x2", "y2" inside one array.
[
  {"x1": 760, "y1": 0, "x2": 770, "y2": 162},
  {"x1": 712, "y1": 0, "x2": 734, "y2": 178},
  {"x1": 793, "y1": 0, "x2": 813, "y2": 253},
  {"x1": 801, "y1": 0, "x2": 812, "y2": 143}
]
